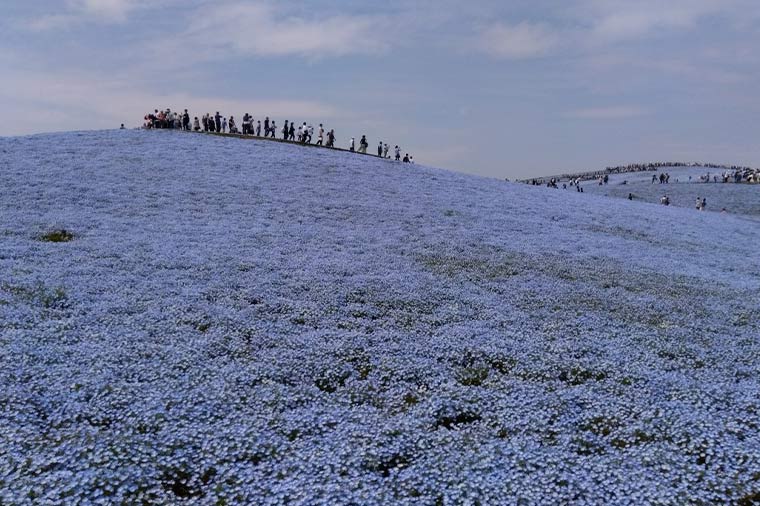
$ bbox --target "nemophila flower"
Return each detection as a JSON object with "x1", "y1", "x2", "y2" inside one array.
[{"x1": 0, "y1": 130, "x2": 758, "y2": 504}]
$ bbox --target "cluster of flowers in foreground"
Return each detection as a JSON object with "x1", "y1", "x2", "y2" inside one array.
[{"x1": 1, "y1": 130, "x2": 759, "y2": 505}]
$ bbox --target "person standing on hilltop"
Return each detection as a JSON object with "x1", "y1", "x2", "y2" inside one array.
[
  {"x1": 282, "y1": 121, "x2": 289, "y2": 140},
  {"x1": 316, "y1": 124, "x2": 324, "y2": 146},
  {"x1": 383, "y1": 143, "x2": 389, "y2": 158},
  {"x1": 270, "y1": 120, "x2": 277, "y2": 138},
  {"x1": 394, "y1": 145, "x2": 401, "y2": 161},
  {"x1": 182, "y1": 110, "x2": 190, "y2": 131},
  {"x1": 264, "y1": 117, "x2": 270, "y2": 136},
  {"x1": 222, "y1": 117, "x2": 228, "y2": 133},
  {"x1": 327, "y1": 129, "x2": 335, "y2": 148},
  {"x1": 349, "y1": 137, "x2": 355, "y2": 152},
  {"x1": 242, "y1": 113, "x2": 250, "y2": 135},
  {"x1": 377, "y1": 141, "x2": 383, "y2": 157},
  {"x1": 193, "y1": 116, "x2": 200, "y2": 131},
  {"x1": 256, "y1": 120, "x2": 262, "y2": 136},
  {"x1": 289, "y1": 122, "x2": 296, "y2": 141},
  {"x1": 214, "y1": 112, "x2": 222, "y2": 133},
  {"x1": 358, "y1": 135, "x2": 368, "y2": 153}
]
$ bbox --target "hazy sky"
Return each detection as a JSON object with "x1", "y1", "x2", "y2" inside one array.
[{"x1": 2, "y1": 0, "x2": 760, "y2": 178}]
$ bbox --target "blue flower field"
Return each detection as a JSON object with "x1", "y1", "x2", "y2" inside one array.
[{"x1": 1, "y1": 130, "x2": 759, "y2": 505}]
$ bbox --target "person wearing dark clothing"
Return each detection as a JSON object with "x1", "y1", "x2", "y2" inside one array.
[
  {"x1": 358, "y1": 135, "x2": 368, "y2": 153},
  {"x1": 283, "y1": 121, "x2": 289, "y2": 140},
  {"x1": 264, "y1": 117, "x2": 270, "y2": 136},
  {"x1": 377, "y1": 142, "x2": 383, "y2": 157},
  {"x1": 242, "y1": 113, "x2": 250, "y2": 135},
  {"x1": 269, "y1": 121, "x2": 276, "y2": 138},
  {"x1": 182, "y1": 110, "x2": 190, "y2": 131},
  {"x1": 214, "y1": 112, "x2": 222, "y2": 133},
  {"x1": 327, "y1": 129, "x2": 335, "y2": 148},
  {"x1": 256, "y1": 121, "x2": 261, "y2": 136},
  {"x1": 289, "y1": 123, "x2": 296, "y2": 141}
]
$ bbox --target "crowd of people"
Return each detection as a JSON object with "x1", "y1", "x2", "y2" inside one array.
[
  {"x1": 523, "y1": 161, "x2": 760, "y2": 185},
  {"x1": 652, "y1": 173, "x2": 672, "y2": 184},
  {"x1": 142, "y1": 108, "x2": 415, "y2": 163},
  {"x1": 658, "y1": 195, "x2": 708, "y2": 211}
]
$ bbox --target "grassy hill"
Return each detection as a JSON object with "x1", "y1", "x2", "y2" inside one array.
[{"x1": 1, "y1": 130, "x2": 759, "y2": 505}]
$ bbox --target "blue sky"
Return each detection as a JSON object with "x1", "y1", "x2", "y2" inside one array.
[{"x1": 2, "y1": 0, "x2": 760, "y2": 178}]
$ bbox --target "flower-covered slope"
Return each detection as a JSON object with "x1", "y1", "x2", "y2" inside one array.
[{"x1": 1, "y1": 130, "x2": 759, "y2": 505}]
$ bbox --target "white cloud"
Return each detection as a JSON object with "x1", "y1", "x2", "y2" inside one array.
[
  {"x1": 74, "y1": 0, "x2": 137, "y2": 20},
  {"x1": 581, "y1": 0, "x2": 752, "y2": 41},
  {"x1": 0, "y1": 70, "x2": 337, "y2": 136},
  {"x1": 26, "y1": 0, "x2": 149, "y2": 30},
  {"x1": 565, "y1": 106, "x2": 650, "y2": 120},
  {"x1": 477, "y1": 22, "x2": 558, "y2": 60},
  {"x1": 180, "y1": 2, "x2": 390, "y2": 59}
]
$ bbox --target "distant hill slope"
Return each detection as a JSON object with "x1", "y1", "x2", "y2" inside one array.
[{"x1": 1, "y1": 130, "x2": 759, "y2": 505}]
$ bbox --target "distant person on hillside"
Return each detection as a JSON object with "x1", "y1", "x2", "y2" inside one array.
[
  {"x1": 383, "y1": 143, "x2": 389, "y2": 158},
  {"x1": 327, "y1": 129, "x2": 336, "y2": 148},
  {"x1": 652, "y1": 174, "x2": 657, "y2": 184},
  {"x1": 270, "y1": 121, "x2": 277, "y2": 138},
  {"x1": 409, "y1": 155, "x2": 414, "y2": 164},
  {"x1": 208, "y1": 116, "x2": 216, "y2": 132},
  {"x1": 349, "y1": 137, "x2": 355, "y2": 152},
  {"x1": 120, "y1": 124, "x2": 125, "y2": 129},
  {"x1": 229, "y1": 116, "x2": 237, "y2": 134},
  {"x1": 301, "y1": 122, "x2": 310, "y2": 143},
  {"x1": 317, "y1": 124, "x2": 324, "y2": 146},
  {"x1": 183, "y1": 110, "x2": 190, "y2": 131},
  {"x1": 282, "y1": 121, "x2": 289, "y2": 140},
  {"x1": 264, "y1": 117, "x2": 270, "y2": 136},
  {"x1": 377, "y1": 142, "x2": 383, "y2": 157},
  {"x1": 696, "y1": 197, "x2": 702, "y2": 210},
  {"x1": 256, "y1": 121, "x2": 261, "y2": 136},
  {"x1": 242, "y1": 114, "x2": 250, "y2": 135},
  {"x1": 215, "y1": 112, "x2": 222, "y2": 132},
  {"x1": 289, "y1": 123, "x2": 296, "y2": 141},
  {"x1": 358, "y1": 135, "x2": 368, "y2": 153},
  {"x1": 628, "y1": 193, "x2": 633, "y2": 200},
  {"x1": 403, "y1": 154, "x2": 410, "y2": 163},
  {"x1": 222, "y1": 118, "x2": 228, "y2": 133},
  {"x1": 394, "y1": 145, "x2": 401, "y2": 161},
  {"x1": 661, "y1": 195, "x2": 670, "y2": 206},
  {"x1": 193, "y1": 117, "x2": 200, "y2": 131}
]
